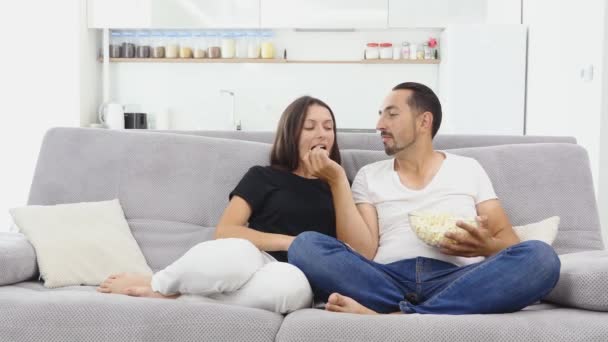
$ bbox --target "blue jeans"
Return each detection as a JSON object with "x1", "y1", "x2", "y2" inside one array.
[{"x1": 288, "y1": 232, "x2": 561, "y2": 314}]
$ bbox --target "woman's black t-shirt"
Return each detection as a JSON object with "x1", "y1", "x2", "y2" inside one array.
[{"x1": 229, "y1": 165, "x2": 336, "y2": 262}]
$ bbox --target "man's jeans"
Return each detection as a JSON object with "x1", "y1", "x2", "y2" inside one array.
[{"x1": 288, "y1": 232, "x2": 561, "y2": 314}]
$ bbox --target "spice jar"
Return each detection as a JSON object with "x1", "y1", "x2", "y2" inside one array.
[
  {"x1": 221, "y1": 32, "x2": 236, "y2": 58},
  {"x1": 121, "y1": 31, "x2": 136, "y2": 58},
  {"x1": 246, "y1": 31, "x2": 260, "y2": 58},
  {"x1": 401, "y1": 42, "x2": 410, "y2": 60},
  {"x1": 178, "y1": 31, "x2": 193, "y2": 58},
  {"x1": 260, "y1": 31, "x2": 274, "y2": 59},
  {"x1": 416, "y1": 43, "x2": 425, "y2": 60},
  {"x1": 136, "y1": 31, "x2": 151, "y2": 58},
  {"x1": 207, "y1": 32, "x2": 221, "y2": 58},
  {"x1": 151, "y1": 31, "x2": 165, "y2": 58},
  {"x1": 380, "y1": 43, "x2": 393, "y2": 59},
  {"x1": 165, "y1": 31, "x2": 179, "y2": 58},
  {"x1": 365, "y1": 43, "x2": 379, "y2": 59},
  {"x1": 109, "y1": 31, "x2": 122, "y2": 58},
  {"x1": 192, "y1": 31, "x2": 207, "y2": 58}
]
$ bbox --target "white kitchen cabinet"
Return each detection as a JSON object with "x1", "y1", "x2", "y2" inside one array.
[
  {"x1": 261, "y1": 0, "x2": 388, "y2": 29},
  {"x1": 88, "y1": 0, "x2": 259, "y2": 29},
  {"x1": 87, "y1": 0, "x2": 151, "y2": 28},
  {"x1": 438, "y1": 25, "x2": 527, "y2": 135},
  {"x1": 388, "y1": 0, "x2": 486, "y2": 28},
  {"x1": 149, "y1": 0, "x2": 259, "y2": 28}
]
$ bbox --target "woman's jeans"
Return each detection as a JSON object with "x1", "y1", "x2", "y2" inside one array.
[{"x1": 288, "y1": 232, "x2": 560, "y2": 314}]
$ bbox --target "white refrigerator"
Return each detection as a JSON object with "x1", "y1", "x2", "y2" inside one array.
[{"x1": 438, "y1": 24, "x2": 528, "y2": 135}]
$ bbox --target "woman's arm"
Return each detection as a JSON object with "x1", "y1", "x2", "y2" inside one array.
[{"x1": 214, "y1": 195, "x2": 295, "y2": 252}]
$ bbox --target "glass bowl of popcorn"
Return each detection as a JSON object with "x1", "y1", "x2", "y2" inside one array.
[{"x1": 408, "y1": 211, "x2": 478, "y2": 247}]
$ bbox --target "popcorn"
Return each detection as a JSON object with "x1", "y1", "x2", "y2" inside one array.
[{"x1": 408, "y1": 212, "x2": 478, "y2": 247}]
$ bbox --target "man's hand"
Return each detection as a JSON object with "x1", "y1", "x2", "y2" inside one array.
[
  {"x1": 439, "y1": 215, "x2": 500, "y2": 257},
  {"x1": 301, "y1": 146, "x2": 345, "y2": 186}
]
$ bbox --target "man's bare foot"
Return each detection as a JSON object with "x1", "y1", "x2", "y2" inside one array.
[
  {"x1": 96, "y1": 273, "x2": 152, "y2": 295},
  {"x1": 325, "y1": 293, "x2": 378, "y2": 315},
  {"x1": 124, "y1": 285, "x2": 179, "y2": 299}
]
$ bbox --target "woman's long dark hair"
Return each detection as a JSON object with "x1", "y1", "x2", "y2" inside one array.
[{"x1": 270, "y1": 96, "x2": 341, "y2": 171}]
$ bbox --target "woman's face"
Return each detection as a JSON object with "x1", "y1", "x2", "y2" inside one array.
[{"x1": 298, "y1": 104, "x2": 335, "y2": 161}]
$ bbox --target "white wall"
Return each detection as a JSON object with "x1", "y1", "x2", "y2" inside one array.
[
  {"x1": 0, "y1": 0, "x2": 84, "y2": 231},
  {"x1": 105, "y1": 30, "x2": 441, "y2": 131}
]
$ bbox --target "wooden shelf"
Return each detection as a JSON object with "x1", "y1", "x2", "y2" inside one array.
[{"x1": 101, "y1": 58, "x2": 441, "y2": 64}]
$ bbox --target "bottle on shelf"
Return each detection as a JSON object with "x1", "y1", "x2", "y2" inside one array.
[
  {"x1": 260, "y1": 31, "x2": 275, "y2": 59},
  {"x1": 207, "y1": 32, "x2": 221, "y2": 59},
  {"x1": 165, "y1": 31, "x2": 179, "y2": 58},
  {"x1": 121, "y1": 31, "x2": 136, "y2": 58},
  {"x1": 109, "y1": 30, "x2": 122, "y2": 58},
  {"x1": 136, "y1": 31, "x2": 151, "y2": 58},
  {"x1": 151, "y1": 31, "x2": 165, "y2": 58},
  {"x1": 178, "y1": 31, "x2": 193, "y2": 58},
  {"x1": 221, "y1": 31, "x2": 236, "y2": 58},
  {"x1": 379, "y1": 42, "x2": 393, "y2": 59},
  {"x1": 401, "y1": 42, "x2": 410, "y2": 60},
  {"x1": 246, "y1": 31, "x2": 260, "y2": 59},
  {"x1": 192, "y1": 31, "x2": 207, "y2": 58},
  {"x1": 365, "y1": 43, "x2": 379, "y2": 59}
]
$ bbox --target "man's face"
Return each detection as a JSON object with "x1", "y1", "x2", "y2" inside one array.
[{"x1": 376, "y1": 90, "x2": 421, "y2": 156}]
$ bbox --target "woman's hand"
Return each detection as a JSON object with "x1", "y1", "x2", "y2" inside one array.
[{"x1": 302, "y1": 146, "x2": 345, "y2": 186}]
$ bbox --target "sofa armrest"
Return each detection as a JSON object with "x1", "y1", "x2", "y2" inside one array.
[
  {"x1": 543, "y1": 250, "x2": 608, "y2": 311},
  {"x1": 0, "y1": 232, "x2": 38, "y2": 286}
]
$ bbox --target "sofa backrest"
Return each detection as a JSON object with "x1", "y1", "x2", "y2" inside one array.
[
  {"x1": 27, "y1": 128, "x2": 602, "y2": 271},
  {"x1": 162, "y1": 130, "x2": 577, "y2": 151}
]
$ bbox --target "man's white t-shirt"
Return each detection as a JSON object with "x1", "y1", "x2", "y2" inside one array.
[{"x1": 351, "y1": 152, "x2": 497, "y2": 266}]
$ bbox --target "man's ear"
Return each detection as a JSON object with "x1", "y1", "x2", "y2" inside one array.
[{"x1": 420, "y1": 111, "x2": 434, "y2": 132}]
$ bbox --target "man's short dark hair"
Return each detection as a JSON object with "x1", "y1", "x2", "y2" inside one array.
[{"x1": 392, "y1": 82, "x2": 442, "y2": 138}]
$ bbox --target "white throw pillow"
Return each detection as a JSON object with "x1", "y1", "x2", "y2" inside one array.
[
  {"x1": 513, "y1": 216, "x2": 560, "y2": 245},
  {"x1": 9, "y1": 199, "x2": 152, "y2": 288}
]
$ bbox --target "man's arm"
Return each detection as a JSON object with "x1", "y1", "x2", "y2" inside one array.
[{"x1": 440, "y1": 199, "x2": 520, "y2": 258}]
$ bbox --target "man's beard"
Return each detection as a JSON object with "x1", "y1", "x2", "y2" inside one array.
[{"x1": 384, "y1": 134, "x2": 416, "y2": 156}]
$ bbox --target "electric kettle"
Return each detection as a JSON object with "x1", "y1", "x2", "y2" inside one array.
[{"x1": 98, "y1": 103, "x2": 125, "y2": 129}]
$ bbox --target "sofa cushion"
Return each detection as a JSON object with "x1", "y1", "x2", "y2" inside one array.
[
  {"x1": 0, "y1": 281, "x2": 282, "y2": 342},
  {"x1": 28, "y1": 128, "x2": 272, "y2": 271},
  {"x1": 276, "y1": 306, "x2": 608, "y2": 342},
  {"x1": 0, "y1": 233, "x2": 38, "y2": 286},
  {"x1": 341, "y1": 143, "x2": 604, "y2": 254},
  {"x1": 544, "y1": 250, "x2": 608, "y2": 311},
  {"x1": 512, "y1": 216, "x2": 559, "y2": 245},
  {"x1": 10, "y1": 199, "x2": 152, "y2": 288}
]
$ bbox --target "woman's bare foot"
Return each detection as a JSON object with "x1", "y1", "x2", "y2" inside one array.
[
  {"x1": 124, "y1": 285, "x2": 179, "y2": 299},
  {"x1": 96, "y1": 273, "x2": 152, "y2": 295},
  {"x1": 325, "y1": 293, "x2": 378, "y2": 315}
]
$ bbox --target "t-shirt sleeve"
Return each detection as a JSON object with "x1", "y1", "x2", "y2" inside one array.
[
  {"x1": 351, "y1": 167, "x2": 372, "y2": 204},
  {"x1": 473, "y1": 160, "x2": 497, "y2": 204},
  {"x1": 229, "y1": 166, "x2": 272, "y2": 213}
]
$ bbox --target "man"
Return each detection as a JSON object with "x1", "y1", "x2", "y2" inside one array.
[{"x1": 288, "y1": 82, "x2": 560, "y2": 315}]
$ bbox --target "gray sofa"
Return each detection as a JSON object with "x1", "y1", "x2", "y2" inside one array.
[{"x1": 1, "y1": 127, "x2": 607, "y2": 342}]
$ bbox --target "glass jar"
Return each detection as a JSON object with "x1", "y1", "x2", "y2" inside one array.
[
  {"x1": 246, "y1": 31, "x2": 260, "y2": 59},
  {"x1": 393, "y1": 46, "x2": 401, "y2": 60},
  {"x1": 150, "y1": 31, "x2": 165, "y2": 58},
  {"x1": 380, "y1": 43, "x2": 393, "y2": 59},
  {"x1": 234, "y1": 31, "x2": 247, "y2": 58},
  {"x1": 416, "y1": 43, "x2": 425, "y2": 60},
  {"x1": 207, "y1": 32, "x2": 221, "y2": 58},
  {"x1": 178, "y1": 31, "x2": 193, "y2": 58},
  {"x1": 260, "y1": 31, "x2": 274, "y2": 59},
  {"x1": 165, "y1": 31, "x2": 179, "y2": 58},
  {"x1": 136, "y1": 31, "x2": 151, "y2": 58},
  {"x1": 401, "y1": 42, "x2": 411, "y2": 60},
  {"x1": 221, "y1": 32, "x2": 236, "y2": 58},
  {"x1": 192, "y1": 31, "x2": 207, "y2": 58},
  {"x1": 109, "y1": 31, "x2": 122, "y2": 58},
  {"x1": 365, "y1": 43, "x2": 379, "y2": 59},
  {"x1": 121, "y1": 31, "x2": 136, "y2": 58},
  {"x1": 424, "y1": 43, "x2": 432, "y2": 59}
]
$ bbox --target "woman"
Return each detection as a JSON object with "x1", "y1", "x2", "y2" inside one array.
[{"x1": 97, "y1": 96, "x2": 341, "y2": 314}]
